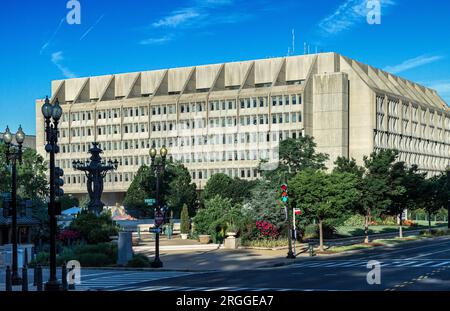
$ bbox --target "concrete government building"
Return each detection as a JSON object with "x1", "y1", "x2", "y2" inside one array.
[{"x1": 35, "y1": 52, "x2": 450, "y2": 206}]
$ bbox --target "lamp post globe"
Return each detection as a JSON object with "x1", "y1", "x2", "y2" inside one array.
[
  {"x1": 160, "y1": 146, "x2": 168, "y2": 158},
  {"x1": 149, "y1": 147, "x2": 157, "y2": 159},
  {"x1": 41, "y1": 97, "x2": 53, "y2": 119},
  {"x1": 15, "y1": 125, "x2": 25, "y2": 144},
  {"x1": 51, "y1": 99, "x2": 63, "y2": 121},
  {"x1": 3, "y1": 126, "x2": 13, "y2": 144}
]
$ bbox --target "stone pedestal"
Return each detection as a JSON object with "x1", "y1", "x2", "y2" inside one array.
[
  {"x1": 224, "y1": 236, "x2": 240, "y2": 249},
  {"x1": 117, "y1": 231, "x2": 133, "y2": 265}
]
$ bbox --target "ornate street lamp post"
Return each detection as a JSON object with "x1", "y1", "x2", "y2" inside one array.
[
  {"x1": 41, "y1": 96, "x2": 64, "y2": 291},
  {"x1": 3, "y1": 125, "x2": 25, "y2": 285},
  {"x1": 447, "y1": 164, "x2": 450, "y2": 229},
  {"x1": 149, "y1": 144, "x2": 168, "y2": 268},
  {"x1": 72, "y1": 142, "x2": 119, "y2": 215}
]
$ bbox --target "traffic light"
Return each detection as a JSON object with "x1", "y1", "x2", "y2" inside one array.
[
  {"x1": 281, "y1": 183, "x2": 288, "y2": 203},
  {"x1": 54, "y1": 167, "x2": 65, "y2": 197}
]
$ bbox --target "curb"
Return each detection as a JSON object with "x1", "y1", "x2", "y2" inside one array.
[{"x1": 24, "y1": 265, "x2": 218, "y2": 273}]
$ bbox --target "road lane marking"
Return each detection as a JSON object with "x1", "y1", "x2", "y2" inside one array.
[
  {"x1": 431, "y1": 261, "x2": 450, "y2": 267},
  {"x1": 412, "y1": 261, "x2": 435, "y2": 267},
  {"x1": 394, "y1": 261, "x2": 417, "y2": 267}
]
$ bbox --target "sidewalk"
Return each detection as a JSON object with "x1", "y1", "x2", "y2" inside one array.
[{"x1": 134, "y1": 238, "x2": 311, "y2": 271}]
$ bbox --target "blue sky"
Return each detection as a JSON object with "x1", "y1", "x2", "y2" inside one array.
[{"x1": 0, "y1": 0, "x2": 449, "y2": 135}]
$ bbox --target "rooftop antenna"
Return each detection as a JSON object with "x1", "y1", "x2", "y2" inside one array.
[
  {"x1": 315, "y1": 46, "x2": 318, "y2": 54},
  {"x1": 287, "y1": 47, "x2": 291, "y2": 57},
  {"x1": 292, "y1": 29, "x2": 295, "y2": 55},
  {"x1": 308, "y1": 45, "x2": 310, "y2": 54},
  {"x1": 304, "y1": 42, "x2": 307, "y2": 55}
]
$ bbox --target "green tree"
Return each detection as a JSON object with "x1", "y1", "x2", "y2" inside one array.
[
  {"x1": 180, "y1": 204, "x2": 190, "y2": 234},
  {"x1": 193, "y1": 195, "x2": 243, "y2": 243},
  {"x1": 333, "y1": 157, "x2": 365, "y2": 177},
  {"x1": 201, "y1": 173, "x2": 233, "y2": 202},
  {"x1": 290, "y1": 169, "x2": 360, "y2": 251},
  {"x1": 166, "y1": 163, "x2": 197, "y2": 217},
  {"x1": 422, "y1": 175, "x2": 446, "y2": 232},
  {"x1": 385, "y1": 163, "x2": 425, "y2": 238},
  {"x1": 333, "y1": 157, "x2": 367, "y2": 241},
  {"x1": 0, "y1": 145, "x2": 48, "y2": 199},
  {"x1": 123, "y1": 166, "x2": 153, "y2": 218},
  {"x1": 202, "y1": 173, "x2": 256, "y2": 205},
  {"x1": 59, "y1": 195, "x2": 80, "y2": 211},
  {"x1": 260, "y1": 136, "x2": 329, "y2": 183},
  {"x1": 360, "y1": 149, "x2": 398, "y2": 243},
  {"x1": 243, "y1": 180, "x2": 286, "y2": 231},
  {"x1": 123, "y1": 161, "x2": 197, "y2": 218}
]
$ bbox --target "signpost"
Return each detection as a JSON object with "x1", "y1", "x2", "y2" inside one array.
[
  {"x1": 145, "y1": 198, "x2": 156, "y2": 206},
  {"x1": 154, "y1": 209, "x2": 164, "y2": 228},
  {"x1": 150, "y1": 227, "x2": 162, "y2": 234},
  {"x1": 292, "y1": 208, "x2": 302, "y2": 255}
]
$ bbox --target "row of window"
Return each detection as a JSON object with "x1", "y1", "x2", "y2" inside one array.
[
  {"x1": 64, "y1": 166, "x2": 261, "y2": 186},
  {"x1": 377, "y1": 95, "x2": 450, "y2": 129},
  {"x1": 63, "y1": 94, "x2": 304, "y2": 123},
  {"x1": 59, "y1": 130, "x2": 303, "y2": 154},
  {"x1": 65, "y1": 112, "x2": 303, "y2": 137}
]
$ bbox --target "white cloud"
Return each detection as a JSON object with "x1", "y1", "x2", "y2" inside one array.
[
  {"x1": 384, "y1": 55, "x2": 444, "y2": 74},
  {"x1": 152, "y1": 8, "x2": 202, "y2": 28},
  {"x1": 318, "y1": 0, "x2": 396, "y2": 36},
  {"x1": 151, "y1": 0, "x2": 241, "y2": 29},
  {"x1": 51, "y1": 51, "x2": 76, "y2": 79},
  {"x1": 140, "y1": 35, "x2": 174, "y2": 45}
]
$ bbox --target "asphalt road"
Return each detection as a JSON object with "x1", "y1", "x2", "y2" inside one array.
[
  {"x1": 2, "y1": 236, "x2": 450, "y2": 291},
  {"x1": 109, "y1": 236, "x2": 450, "y2": 291}
]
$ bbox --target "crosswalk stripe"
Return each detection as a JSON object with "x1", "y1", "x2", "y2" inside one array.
[
  {"x1": 323, "y1": 262, "x2": 353, "y2": 267},
  {"x1": 394, "y1": 261, "x2": 417, "y2": 267},
  {"x1": 412, "y1": 261, "x2": 435, "y2": 267},
  {"x1": 431, "y1": 261, "x2": 450, "y2": 267}
]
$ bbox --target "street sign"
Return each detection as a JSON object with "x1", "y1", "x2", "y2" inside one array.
[
  {"x1": 294, "y1": 208, "x2": 302, "y2": 216},
  {"x1": 150, "y1": 227, "x2": 162, "y2": 234},
  {"x1": 145, "y1": 198, "x2": 156, "y2": 206},
  {"x1": 154, "y1": 210, "x2": 164, "y2": 227}
]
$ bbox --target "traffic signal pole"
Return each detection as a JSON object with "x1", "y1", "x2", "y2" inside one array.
[{"x1": 281, "y1": 183, "x2": 295, "y2": 259}]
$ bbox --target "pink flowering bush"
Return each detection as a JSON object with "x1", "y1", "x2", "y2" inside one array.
[
  {"x1": 58, "y1": 229, "x2": 81, "y2": 245},
  {"x1": 255, "y1": 220, "x2": 280, "y2": 239}
]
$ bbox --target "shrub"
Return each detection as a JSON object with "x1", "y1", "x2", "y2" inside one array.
[
  {"x1": 78, "y1": 253, "x2": 112, "y2": 267},
  {"x1": 193, "y1": 195, "x2": 243, "y2": 243},
  {"x1": 343, "y1": 215, "x2": 365, "y2": 227},
  {"x1": 180, "y1": 204, "x2": 190, "y2": 234},
  {"x1": 402, "y1": 219, "x2": 417, "y2": 227},
  {"x1": 303, "y1": 224, "x2": 318, "y2": 239},
  {"x1": 30, "y1": 244, "x2": 117, "y2": 268},
  {"x1": 302, "y1": 222, "x2": 336, "y2": 239},
  {"x1": 242, "y1": 238, "x2": 289, "y2": 248},
  {"x1": 29, "y1": 252, "x2": 50, "y2": 267},
  {"x1": 255, "y1": 220, "x2": 280, "y2": 239},
  {"x1": 69, "y1": 211, "x2": 119, "y2": 244},
  {"x1": 58, "y1": 229, "x2": 81, "y2": 245},
  {"x1": 127, "y1": 253, "x2": 151, "y2": 267}
]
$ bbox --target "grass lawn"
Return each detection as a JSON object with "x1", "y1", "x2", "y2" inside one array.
[
  {"x1": 335, "y1": 221, "x2": 446, "y2": 238},
  {"x1": 325, "y1": 236, "x2": 425, "y2": 253}
]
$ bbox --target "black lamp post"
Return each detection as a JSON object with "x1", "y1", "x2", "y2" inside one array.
[
  {"x1": 447, "y1": 164, "x2": 450, "y2": 229},
  {"x1": 3, "y1": 125, "x2": 25, "y2": 285},
  {"x1": 72, "y1": 142, "x2": 119, "y2": 216},
  {"x1": 41, "y1": 96, "x2": 63, "y2": 291},
  {"x1": 149, "y1": 144, "x2": 168, "y2": 268}
]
